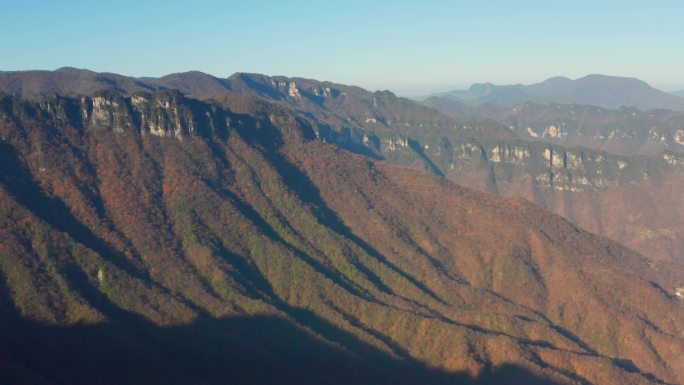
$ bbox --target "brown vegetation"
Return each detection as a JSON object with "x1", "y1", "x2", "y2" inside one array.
[{"x1": 1, "y1": 93, "x2": 683, "y2": 384}]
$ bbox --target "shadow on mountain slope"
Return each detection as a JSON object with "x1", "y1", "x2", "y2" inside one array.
[
  {"x1": 0, "y1": 268, "x2": 561, "y2": 385},
  {"x1": 0, "y1": 310, "x2": 564, "y2": 385}
]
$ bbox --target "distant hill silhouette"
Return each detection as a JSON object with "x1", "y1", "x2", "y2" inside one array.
[{"x1": 429, "y1": 74, "x2": 684, "y2": 110}]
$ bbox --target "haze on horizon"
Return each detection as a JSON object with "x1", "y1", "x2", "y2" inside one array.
[{"x1": 2, "y1": 0, "x2": 684, "y2": 95}]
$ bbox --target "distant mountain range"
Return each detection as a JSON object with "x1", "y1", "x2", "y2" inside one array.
[
  {"x1": 427, "y1": 74, "x2": 684, "y2": 110},
  {"x1": 672, "y1": 90, "x2": 684, "y2": 98}
]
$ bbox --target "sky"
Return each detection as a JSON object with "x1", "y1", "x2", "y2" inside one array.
[{"x1": 2, "y1": 0, "x2": 683, "y2": 96}]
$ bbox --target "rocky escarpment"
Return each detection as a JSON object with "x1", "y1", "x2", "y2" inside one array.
[
  {"x1": 1, "y1": 90, "x2": 231, "y2": 140},
  {"x1": 502, "y1": 103, "x2": 684, "y2": 156},
  {"x1": 448, "y1": 141, "x2": 666, "y2": 192}
]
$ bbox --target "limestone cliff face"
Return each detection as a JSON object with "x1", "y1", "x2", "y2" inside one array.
[
  {"x1": 0, "y1": 91, "x2": 231, "y2": 140},
  {"x1": 89, "y1": 90, "x2": 231, "y2": 138},
  {"x1": 448, "y1": 142, "x2": 637, "y2": 192}
]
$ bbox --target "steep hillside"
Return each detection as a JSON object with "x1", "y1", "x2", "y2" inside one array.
[{"x1": 2, "y1": 92, "x2": 684, "y2": 384}]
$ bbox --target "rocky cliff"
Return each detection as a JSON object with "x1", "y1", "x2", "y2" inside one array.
[{"x1": 1, "y1": 90, "x2": 230, "y2": 140}]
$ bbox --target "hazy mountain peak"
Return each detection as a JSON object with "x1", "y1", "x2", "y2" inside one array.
[
  {"x1": 468, "y1": 82, "x2": 496, "y2": 90},
  {"x1": 431, "y1": 74, "x2": 684, "y2": 110},
  {"x1": 544, "y1": 75, "x2": 571, "y2": 82}
]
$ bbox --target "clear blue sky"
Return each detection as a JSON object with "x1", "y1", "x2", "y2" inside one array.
[{"x1": 2, "y1": 0, "x2": 683, "y2": 95}]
